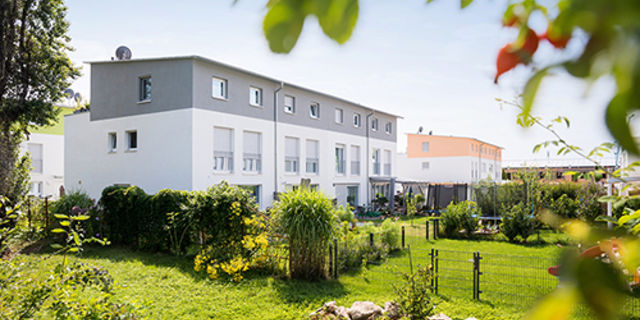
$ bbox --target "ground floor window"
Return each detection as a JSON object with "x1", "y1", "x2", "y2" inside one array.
[
  {"x1": 240, "y1": 185, "x2": 261, "y2": 206},
  {"x1": 347, "y1": 186, "x2": 358, "y2": 208}
]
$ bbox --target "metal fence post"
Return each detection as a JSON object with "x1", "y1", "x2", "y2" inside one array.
[
  {"x1": 435, "y1": 249, "x2": 439, "y2": 295},
  {"x1": 401, "y1": 226, "x2": 405, "y2": 249},
  {"x1": 430, "y1": 248, "x2": 435, "y2": 291},
  {"x1": 44, "y1": 197, "x2": 49, "y2": 232},
  {"x1": 408, "y1": 245, "x2": 413, "y2": 274},
  {"x1": 473, "y1": 251, "x2": 482, "y2": 300},
  {"x1": 434, "y1": 219, "x2": 439, "y2": 240},
  {"x1": 329, "y1": 242, "x2": 333, "y2": 278},
  {"x1": 334, "y1": 239, "x2": 338, "y2": 279},
  {"x1": 369, "y1": 232, "x2": 374, "y2": 246},
  {"x1": 426, "y1": 220, "x2": 430, "y2": 240}
]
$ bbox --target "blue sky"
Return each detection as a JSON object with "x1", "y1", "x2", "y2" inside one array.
[{"x1": 64, "y1": 0, "x2": 616, "y2": 161}]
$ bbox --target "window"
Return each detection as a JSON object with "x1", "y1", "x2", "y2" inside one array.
[
  {"x1": 335, "y1": 144, "x2": 346, "y2": 175},
  {"x1": 249, "y1": 86, "x2": 262, "y2": 106},
  {"x1": 126, "y1": 131, "x2": 137, "y2": 151},
  {"x1": 371, "y1": 118, "x2": 378, "y2": 131},
  {"x1": 385, "y1": 121, "x2": 392, "y2": 134},
  {"x1": 422, "y1": 142, "x2": 429, "y2": 152},
  {"x1": 108, "y1": 132, "x2": 117, "y2": 152},
  {"x1": 284, "y1": 95, "x2": 295, "y2": 113},
  {"x1": 139, "y1": 76, "x2": 151, "y2": 101},
  {"x1": 383, "y1": 150, "x2": 391, "y2": 176},
  {"x1": 310, "y1": 102, "x2": 320, "y2": 119},
  {"x1": 350, "y1": 145, "x2": 360, "y2": 175},
  {"x1": 243, "y1": 131, "x2": 261, "y2": 173},
  {"x1": 285, "y1": 137, "x2": 299, "y2": 173},
  {"x1": 305, "y1": 140, "x2": 319, "y2": 174},
  {"x1": 422, "y1": 161, "x2": 430, "y2": 170},
  {"x1": 28, "y1": 143, "x2": 43, "y2": 173},
  {"x1": 213, "y1": 127, "x2": 233, "y2": 172},
  {"x1": 372, "y1": 148, "x2": 380, "y2": 175},
  {"x1": 353, "y1": 113, "x2": 361, "y2": 127},
  {"x1": 212, "y1": 77, "x2": 227, "y2": 99},
  {"x1": 335, "y1": 108, "x2": 344, "y2": 124},
  {"x1": 347, "y1": 186, "x2": 358, "y2": 207},
  {"x1": 30, "y1": 181, "x2": 43, "y2": 196},
  {"x1": 240, "y1": 185, "x2": 261, "y2": 206},
  {"x1": 482, "y1": 163, "x2": 487, "y2": 172}
]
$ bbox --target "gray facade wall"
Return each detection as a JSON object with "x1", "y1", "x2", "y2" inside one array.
[
  {"x1": 90, "y1": 59, "x2": 193, "y2": 121},
  {"x1": 90, "y1": 57, "x2": 397, "y2": 142}
]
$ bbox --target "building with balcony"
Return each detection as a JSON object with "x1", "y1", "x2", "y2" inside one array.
[{"x1": 65, "y1": 56, "x2": 400, "y2": 208}]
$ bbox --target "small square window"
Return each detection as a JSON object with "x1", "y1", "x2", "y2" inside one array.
[
  {"x1": 139, "y1": 76, "x2": 151, "y2": 101},
  {"x1": 422, "y1": 142, "x2": 429, "y2": 152},
  {"x1": 371, "y1": 118, "x2": 378, "y2": 131},
  {"x1": 310, "y1": 102, "x2": 320, "y2": 119},
  {"x1": 250, "y1": 86, "x2": 262, "y2": 106},
  {"x1": 335, "y1": 108, "x2": 344, "y2": 124},
  {"x1": 422, "y1": 161, "x2": 430, "y2": 170},
  {"x1": 108, "y1": 132, "x2": 117, "y2": 152},
  {"x1": 385, "y1": 122, "x2": 392, "y2": 134},
  {"x1": 212, "y1": 77, "x2": 228, "y2": 99},
  {"x1": 126, "y1": 131, "x2": 137, "y2": 151},
  {"x1": 284, "y1": 95, "x2": 295, "y2": 113},
  {"x1": 353, "y1": 113, "x2": 361, "y2": 127}
]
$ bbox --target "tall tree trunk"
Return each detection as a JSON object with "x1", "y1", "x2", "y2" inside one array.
[{"x1": 0, "y1": 125, "x2": 19, "y2": 198}]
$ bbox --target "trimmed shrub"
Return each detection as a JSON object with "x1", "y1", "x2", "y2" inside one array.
[
  {"x1": 146, "y1": 189, "x2": 191, "y2": 252},
  {"x1": 500, "y1": 203, "x2": 536, "y2": 242},
  {"x1": 98, "y1": 185, "x2": 150, "y2": 247},
  {"x1": 440, "y1": 201, "x2": 479, "y2": 238},
  {"x1": 272, "y1": 187, "x2": 335, "y2": 280}
]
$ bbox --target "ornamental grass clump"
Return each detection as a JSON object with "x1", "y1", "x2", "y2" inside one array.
[{"x1": 272, "y1": 187, "x2": 335, "y2": 280}]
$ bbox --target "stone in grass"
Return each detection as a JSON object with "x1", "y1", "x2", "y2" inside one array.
[
  {"x1": 383, "y1": 301, "x2": 402, "y2": 320},
  {"x1": 428, "y1": 313, "x2": 452, "y2": 320},
  {"x1": 309, "y1": 301, "x2": 350, "y2": 320},
  {"x1": 348, "y1": 301, "x2": 384, "y2": 320}
]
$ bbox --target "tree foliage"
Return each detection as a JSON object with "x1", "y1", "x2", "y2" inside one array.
[{"x1": 0, "y1": 0, "x2": 79, "y2": 198}]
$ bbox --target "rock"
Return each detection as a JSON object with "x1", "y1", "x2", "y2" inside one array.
[
  {"x1": 309, "y1": 301, "x2": 349, "y2": 320},
  {"x1": 428, "y1": 313, "x2": 452, "y2": 320},
  {"x1": 348, "y1": 301, "x2": 384, "y2": 320},
  {"x1": 383, "y1": 301, "x2": 402, "y2": 320}
]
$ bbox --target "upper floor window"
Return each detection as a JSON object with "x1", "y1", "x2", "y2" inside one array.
[
  {"x1": 335, "y1": 144, "x2": 346, "y2": 175},
  {"x1": 371, "y1": 118, "x2": 378, "y2": 131},
  {"x1": 385, "y1": 121, "x2": 392, "y2": 134},
  {"x1": 383, "y1": 150, "x2": 391, "y2": 176},
  {"x1": 284, "y1": 95, "x2": 295, "y2": 114},
  {"x1": 422, "y1": 142, "x2": 429, "y2": 152},
  {"x1": 249, "y1": 86, "x2": 262, "y2": 107},
  {"x1": 108, "y1": 132, "x2": 117, "y2": 153},
  {"x1": 126, "y1": 130, "x2": 137, "y2": 151},
  {"x1": 139, "y1": 76, "x2": 151, "y2": 102},
  {"x1": 243, "y1": 131, "x2": 261, "y2": 173},
  {"x1": 212, "y1": 77, "x2": 228, "y2": 100},
  {"x1": 350, "y1": 145, "x2": 360, "y2": 175},
  {"x1": 310, "y1": 102, "x2": 320, "y2": 119},
  {"x1": 335, "y1": 108, "x2": 344, "y2": 124},
  {"x1": 28, "y1": 143, "x2": 43, "y2": 173},
  {"x1": 353, "y1": 113, "x2": 361, "y2": 127},
  {"x1": 213, "y1": 127, "x2": 233, "y2": 172},
  {"x1": 372, "y1": 148, "x2": 381, "y2": 175}
]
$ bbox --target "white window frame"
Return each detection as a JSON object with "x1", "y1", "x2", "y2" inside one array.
[
  {"x1": 284, "y1": 95, "x2": 295, "y2": 114},
  {"x1": 385, "y1": 121, "x2": 392, "y2": 134},
  {"x1": 28, "y1": 143, "x2": 43, "y2": 174},
  {"x1": 212, "y1": 77, "x2": 228, "y2": 100},
  {"x1": 108, "y1": 132, "x2": 117, "y2": 153},
  {"x1": 310, "y1": 102, "x2": 320, "y2": 119},
  {"x1": 284, "y1": 137, "x2": 299, "y2": 174},
  {"x1": 242, "y1": 131, "x2": 262, "y2": 174},
  {"x1": 305, "y1": 139, "x2": 319, "y2": 174},
  {"x1": 335, "y1": 108, "x2": 344, "y2": 124},
  {"x1": 353, "y1": 113, "x2": 361, "y2": 128},
  {"x1": 350, "y1": 145, "x2": 360, "y2": 176},
  {"x1": 372, "y1": 148, "x2": 381, "y2": 175},
  {"x1": 249, "y1": 86, "x2": 263, "y2": 107},
  {"x1": 126, "y1": 130, "x2": 137, "y2": 151},
  {"x1": 213, "y1": 127, "x2": 234, "y2": 173},
  {"x1": 335, "y1": 144, "x2": 346, "y2": 175}
]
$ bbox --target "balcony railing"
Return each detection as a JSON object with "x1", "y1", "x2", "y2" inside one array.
[
  {"x1": 213, "y1": 151, "x2": 233, "y2": 171},
  {"x1": 285, "y1": 156, "x2": 299, "y2": 173},
  {"x1": 243, "y1": 153, "x2": 261, "y2": 173}
]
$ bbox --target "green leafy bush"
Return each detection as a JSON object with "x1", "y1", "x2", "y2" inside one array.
[
  {"x1": 272, "y1": 187, "x2": 335, "y2": 280},
  {"x1": 147, "y1": 189, "x2": 191, "y2": 252},
  {"x1": 550, "y1": 194, "x2": 579, "y2": 219},
  {"x1": 98, "y1": 185, "x2": 150, "y2": 247},
  {"x1": 334, "y1": 205, "x2": 354, "y2": 224},
  {"x1": 380, "y1": 219, "x2": 400, "y2": 251},
  {"x1": 500, "y1": 203, "x2": 536, "y2": 243},
  {"x1": 440, "y1": 201, "x2": 479, "y2": 238},
  {"x1": 50, "y1": 190, "x2": 95, "y2": 215},
  {"x1": 393, "y1": 266, "x2": 434, "y2": 319}
]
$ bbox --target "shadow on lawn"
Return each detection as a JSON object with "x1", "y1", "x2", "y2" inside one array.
[{"x1": 271, "y1": 277, "x2": 348, "y2": 305}]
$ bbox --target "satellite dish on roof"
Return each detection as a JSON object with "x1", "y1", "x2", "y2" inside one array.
[
  {"x1": 73, "y1": 92, "x2": 82, "y2": 103},
  {"x1": 115, "y1": 46, "x2": 132, "y2": 60},
  {"x1": 418, "y1": 126, "x2": 423, "y2": 134},
  {"x1": 64, "y1": 88, "x2": 74, "y2": 99}
]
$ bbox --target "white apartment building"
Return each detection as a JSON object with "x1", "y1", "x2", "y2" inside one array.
[{"x1": 65, "y1": 56, "x2": 399, "y2": 208}]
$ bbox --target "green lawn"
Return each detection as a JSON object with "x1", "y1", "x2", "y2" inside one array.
[{"x1": 16, "y1": 218, "x2": 592, "y2": 320}]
